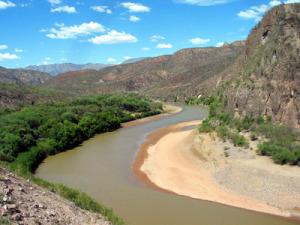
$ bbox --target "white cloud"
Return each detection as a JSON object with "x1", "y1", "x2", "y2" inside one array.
[
  {"x1": 150, "y1": 35, "x2": 166, "y2": 42},
  {"x1": 48, "y1": 0, "x2": 61, "y2": 5},
  {"x1": 285, "y1": 0, "x2": 300, "y2": 3},
  {"x1": 216, "y1": 42, "x2": 225, "y2": 47},
  {"x1": 129, "y1": 15, "x2": 140, "y2": 22},
  {"x1": 190, "y1": 37, "x2": 210, "y2": 45},
  {"x1": 51, "y1": 5, "x2": 77, "y2": 13},
  {"x1": 89, "y1": 30, "x2": 138, "y2": 44},
  {"x1": 156, "y1": 43, "x2": 173, "y2": 49},
  {"x1": 238, "y1": 4, "x2": 269, "y2": 21},
  {"x1": 123, "y1": 56, "x2": 132, "y2": 60},
  {"x1": 237, "y1": 1, "x2": 297, "y2": 22},
  {"x1": 46, "y1": 22, "x2": 105, "y2": 39},
  {"x1": 141, "y1": 47, "x2": 150, "y2": 51},
  {"x1": 0, "y1": 52, "x2": 19, "y2": 61},
  {"x1": 14, "y1": 48, "x2": 23, "y2": 53},
  {"x1": 107, "y1": 57, "x2": 117, "y2": 63},
  {"x1": 0, "y1": 1, "x2": 15, "y2": 10},
  {"x1": 269, "y1": 0, "x2": 282, "y2": 6},
  {"x1": 121, "y1": 2, "x2": 150, "y2": 13},
  {"x1": 91, "y1": 5, "x2": 112, "y2": 14},
  {"x1": 0, "y1": 44, "x2": 8, "y2": 50},
  {"x1": 174, "y1": 0, "x2": 232, "y2": 6}
]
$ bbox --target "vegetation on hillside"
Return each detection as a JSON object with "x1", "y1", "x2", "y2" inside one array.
[
  {"x1": 187, "y1": 95, "x2": 300, "y2": 166},
  {"x1": 0, "y1": 94, "x2": 162, "y2": 225}
]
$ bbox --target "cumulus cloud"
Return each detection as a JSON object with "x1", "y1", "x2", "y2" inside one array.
[
  {"x1": 51, "y1": 5, "x2": 77, "y2": 13},
  {"x1": 121, "y1": 2, "x2": 150, "y2": 13},
  {"x1": 129, "y1": 15, "x2": 140, "y2": 22},
  {"x1": 89, "y1": 30, "x2": 138, "y2": 44},
  {"x1": 48, "y1": 0, "x2": 61, "y2": 5},
  {"x1": 46, "y1": 22, "x2": 105, "y2": 39},
  {"x1": 190, "y1": 37, "x2": 210, "y2": 45},
  {"x1": 150, "y1": 35, "x2": 166, "y2": 42},
  {"x1": 156, "y1": 43, "x2": 173, "y2": 49},
  {"x1": 0, "y1": 52, "x2": 19, "y2": 61},
  {"x1": 174, "y1": 0, "x2": 232, "y2": 6},
  {"x1": 91, "y1": 5, "x2": 112, "y2": 14},
  {"x1": 0, "y1": 1, "x2": 15, "y2": 10},
  {"x1": 0, "y1": 44, "x2": 8, "y2": 50}
]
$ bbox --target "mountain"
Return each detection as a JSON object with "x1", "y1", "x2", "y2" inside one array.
[
  {"x1": 122, "y1": 57, "x2": 150, "y2": 64},
  {"x1": 25, "y1": 63, "x2": 113, "y2": 76},
  {"x1": 45, "y1": 42, "x2": 245, "y2": 101},
  {"x1": 0, "y1": 66, "x2": 51, "y2": 85},
  {"x1": 216, "y1": 3, "x2": 300, "y2": 127}
]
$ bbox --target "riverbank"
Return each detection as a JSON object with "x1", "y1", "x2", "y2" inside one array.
[
  {"x1": 122, "y1": 104, "x2": 182, "y2": 128},
  {"x1": 134, "y1": 121, "x2": 300, "y2": 220},
  {"x1": 0, "y1": 167, "x2": 111, "y2": 225}
]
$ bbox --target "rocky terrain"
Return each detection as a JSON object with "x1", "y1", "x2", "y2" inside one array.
[
  {"x1": 0, "y1": 67, "x2": 51, "y2": 85},
  {"x1": 25, "y1": 63, "x2": 113, "y2": 76},
  {"x1": 45, "y1": 42, "x2": 244, "y2": 101},
  {"x1": 0, "y1": 168, "x2": 110, "y2": 225},
  {"x1": 217, "y1": 4, "x2": 300, "y2": 127}
]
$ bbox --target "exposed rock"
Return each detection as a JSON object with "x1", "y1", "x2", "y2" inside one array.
[
  {"x1": 0, "y1": 167, "x2": 111, "y2": 225},
  {"x1": 218, "y1": 4, "x2": 300, "y2": 127}
]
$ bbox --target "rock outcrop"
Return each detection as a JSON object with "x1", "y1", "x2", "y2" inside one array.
[{"x1": 219, "y1": 3, "x2": 300, "y2": 127}]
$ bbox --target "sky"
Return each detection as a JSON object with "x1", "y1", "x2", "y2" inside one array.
[{"x1": 0, "y1": 0, "x2": 299, "y2": 68}]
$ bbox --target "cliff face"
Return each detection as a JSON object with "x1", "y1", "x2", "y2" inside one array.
[{"x1": 222, "y1": 4, "x2": 300, "y2": 127}]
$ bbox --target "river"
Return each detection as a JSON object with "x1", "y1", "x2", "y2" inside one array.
[{"x1": 36, "y1": 106, "x2": 299, "y2": 225}]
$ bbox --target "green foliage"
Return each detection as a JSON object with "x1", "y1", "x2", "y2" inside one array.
[
  {"x1": 0, "y1": 217, "x2": 11, "y2": 225},
  {"x1": 0, "y1": 93, "x2": 161, "y2": 225},
  {"x1": 0, "y1": 94, "x2": 162, "y2": 165},
  {"x1": 198, "y1": 120, "x2": 214, "y2": 133}
]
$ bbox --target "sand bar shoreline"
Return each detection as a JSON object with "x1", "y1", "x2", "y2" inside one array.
[{"x1": 133, "y1": 120, "x2": 300, "y2": 222}]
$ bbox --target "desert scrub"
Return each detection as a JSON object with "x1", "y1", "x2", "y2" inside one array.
[{"x1": 196, "y1": 94, "x2": 300, "y2": 166}]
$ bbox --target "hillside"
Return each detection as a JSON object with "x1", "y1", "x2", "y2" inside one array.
[
  {"x1": 0, "y1": 84, "x2": 69, "y2": 110},
  {"x1": 216, "y1": 3, "x2": 300, "y2": 127},
  {"x1": 26, "y1": 63, "x2": 113, "y2": 76},
  {"x1": 0, "y1": 67, "x2": 51, "y2": 85},
  {"x1": 45, "y1": 42, "x2": 244, "y2": 101}
]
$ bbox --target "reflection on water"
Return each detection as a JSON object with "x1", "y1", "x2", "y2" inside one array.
[{"x1": 36, "y1": 106, "x2": 299, "y2": 225}]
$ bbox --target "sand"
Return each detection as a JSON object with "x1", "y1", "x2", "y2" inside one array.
[{"x1": 134, "y1": 121, "x2": 300, "y2": 219}]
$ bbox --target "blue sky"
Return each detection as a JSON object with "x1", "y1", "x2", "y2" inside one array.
[{"x1": 0, "y1": 0, "x2": 298, "y2": 68}]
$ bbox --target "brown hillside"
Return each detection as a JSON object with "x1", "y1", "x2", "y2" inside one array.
[{"x1": 46, "y1": 43, "x2": 244, "y2": 101}]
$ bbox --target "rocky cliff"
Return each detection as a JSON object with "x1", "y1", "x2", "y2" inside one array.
[{"x1": 219, "y1": 3, "x2": 300, "y2": 127}]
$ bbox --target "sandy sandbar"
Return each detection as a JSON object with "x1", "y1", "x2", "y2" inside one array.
[{"x1": 133, "y1": 121, "x2": 297, "y2": 219}]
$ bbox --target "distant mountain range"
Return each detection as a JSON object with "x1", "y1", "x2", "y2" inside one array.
[
  {"x1": 25, "y1": 63, "x2": 114, "y2": 76},
  {"x1": 122, "y1": 57, "x2": 150, "y2": 64},
  {"x1": 0, "y1": 66, "x2": 51, "y2": 85},
  {"x1": 24, "y1": 59, "x2": 149, "y2": 76}
]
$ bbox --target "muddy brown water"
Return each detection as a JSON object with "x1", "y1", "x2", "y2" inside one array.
[{"x1": 36, "y1": 106, "x2": 300, "y2": 225}]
